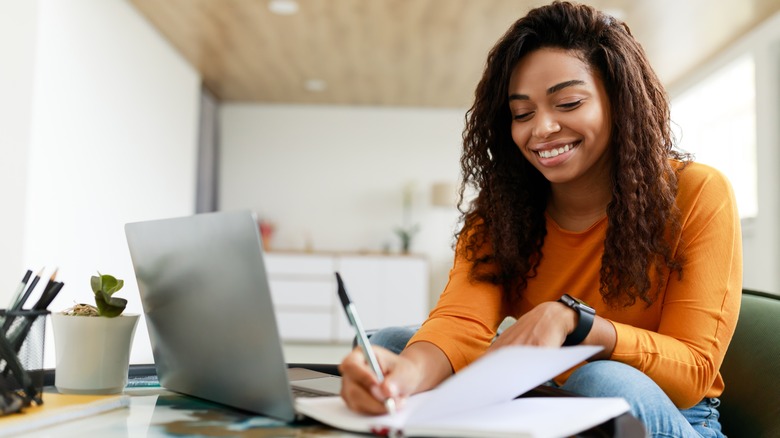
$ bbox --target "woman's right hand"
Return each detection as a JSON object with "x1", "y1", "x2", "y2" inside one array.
[
  {"x1": 338, "y1": 341, "x2": 453, "y2": 415},
  {"x1": 338, "y1": 346, "x2": 419, "y2": 415}
]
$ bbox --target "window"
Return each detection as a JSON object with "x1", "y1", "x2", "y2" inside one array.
[{"x1": 671, "y1": 54, "x2": 757, "y2": 218}]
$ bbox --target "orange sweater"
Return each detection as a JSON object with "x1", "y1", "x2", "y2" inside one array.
[{"x1": 408, "y1": 161, "x2": 742, "y2": 409}]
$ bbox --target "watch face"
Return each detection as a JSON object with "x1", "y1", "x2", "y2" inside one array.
[
  {"x1": 572, "y1": 296, "x2": 590, "y2": 308},
  {"x1": 561, "y1": 294, "x2": 595, "y2": 313},
  {"x1": 575, "y1": 298, "x2": 596, "y2": 314}
]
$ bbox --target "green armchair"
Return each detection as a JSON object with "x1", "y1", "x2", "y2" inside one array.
[{"x1": 719, "y1": 289, "x2": 780, "y2": 437}]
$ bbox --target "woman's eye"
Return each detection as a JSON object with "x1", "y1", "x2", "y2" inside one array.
[
  {"x1": 513, "y1": 111, "x2": 534, "y2": 121},
  {"x1": 557, "y1": 100, "x2": 583, "y2": 110}
]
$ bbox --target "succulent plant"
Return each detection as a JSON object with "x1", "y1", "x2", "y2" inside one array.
[
  {"x1": 91, "y1": 273, "x2": 127, "y2": 317},
  {"x1": 63, "y1": 273, "x2": 127, "y2": 317}
]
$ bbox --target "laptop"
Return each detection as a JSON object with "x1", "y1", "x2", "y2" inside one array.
[{"x1": 125, "y1": 210, "x2": 342, "y2": 422}]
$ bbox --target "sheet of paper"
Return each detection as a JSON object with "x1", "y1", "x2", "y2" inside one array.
[
  {"x1": 295, "y1": 394, "x2": 422, "y2": 434},
  {"x1": 407, "y1": 397, "x2": 630, "y2": 438},
  {"x1": 406, "y1": 345, "x2": 601, "y2": 424},
  {"x1": 296, "y1": 345, "x2": 604, "y2": 435}
]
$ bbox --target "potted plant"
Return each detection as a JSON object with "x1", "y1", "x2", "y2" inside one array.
[
  {"x1": 51, "y1": 273, "x2": 139, "y2": 394},
  {"x1": 394, "y1": 182, "x2": 419, "y2": 254}
]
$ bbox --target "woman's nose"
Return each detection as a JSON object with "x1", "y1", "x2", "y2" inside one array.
[{"x1": 532, "y1": 112, "x2": 561, "y2": 138}]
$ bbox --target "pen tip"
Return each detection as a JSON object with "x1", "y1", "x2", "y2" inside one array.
[{"x1": 36, "y1": 267, "x2": 45, "y2": 276}]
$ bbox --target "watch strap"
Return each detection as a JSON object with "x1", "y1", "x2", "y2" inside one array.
[{"x1": 558, "y1": 294, "x2": 595, "y2": 346}]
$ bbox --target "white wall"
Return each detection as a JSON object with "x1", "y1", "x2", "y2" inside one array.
[
  {"x1": 0, "y1": 0, "x2": 38, "y2": 305},
  {"x1": 220, "y1": 104, "x2": 465, "y2": 305},
  {"x1": 224, "y1": 11, "x2": 780, "y2": 302},
  {"x1": 4, "y1": 0, "x2": 201, "y2": 367},
  {"x1": 669, "y1": 11, "x2": 780, "y2": 293}
]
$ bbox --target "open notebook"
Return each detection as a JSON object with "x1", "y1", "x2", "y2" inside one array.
[{"x1": 296, "y1": 345, "x2": 631, "y2": 438}]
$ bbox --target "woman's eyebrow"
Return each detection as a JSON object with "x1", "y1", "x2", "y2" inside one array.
[
  {"x1": 547, "y1": 79, "x2": 586, "y2": 95},
  {"x1": 509, "y1": 79, "x2": 587, "y2": 101}
]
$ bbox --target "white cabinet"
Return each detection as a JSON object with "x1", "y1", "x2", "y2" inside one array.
[
  {"x1": 264, "y1": 253, "x2": 336, "y2": 342},
  {"x1": 265, "y1": 252, "x2": 429, "y2": 343}
]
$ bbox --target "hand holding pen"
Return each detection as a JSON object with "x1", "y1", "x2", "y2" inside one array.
[{"x1": 336, "y1": 272, "x2": 397, "y2": 415}]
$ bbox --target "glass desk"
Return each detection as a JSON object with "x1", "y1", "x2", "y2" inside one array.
[
  {"x1": 16, "y1": 387, "x2": 360, "y2": 438},
  {"x1": 7, "y1": 366, "x2": 645, "y2": 437}
]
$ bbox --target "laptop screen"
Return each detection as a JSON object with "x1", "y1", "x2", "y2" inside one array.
[{"x1": 125, "y1": 210, "x2": 301, "y2": 421}]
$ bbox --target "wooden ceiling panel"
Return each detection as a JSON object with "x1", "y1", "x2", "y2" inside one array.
[{"x1": 130, "y1": 0, "x2": 780, "y2": 107}]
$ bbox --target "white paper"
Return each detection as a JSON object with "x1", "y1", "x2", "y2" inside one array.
[
  {"x1": 406, "y1": 345, "x2": 601, "y2": 423},
  {"x1": 295, "y1": 345, "x2": 615, "y2": 437},
  {"x1": 406, "y1": 397, "x2": 630, "y2": 438},
  {"x1": 295, "y1": 395, "x2": 411, "y2": 434}
]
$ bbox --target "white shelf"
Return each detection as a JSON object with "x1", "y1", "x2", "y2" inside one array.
[{"x1": 265, "y1": 252, "x2": 429, "y2": 342}]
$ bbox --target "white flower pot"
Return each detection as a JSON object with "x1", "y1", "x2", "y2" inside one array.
[{"x1": 51, "y1": 313, "x2": 139, "y2": 395}]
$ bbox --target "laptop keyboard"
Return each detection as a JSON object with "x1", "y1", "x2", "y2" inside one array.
[{"x1": 292, "y1": 386, "x2": 331, "y2": 398}]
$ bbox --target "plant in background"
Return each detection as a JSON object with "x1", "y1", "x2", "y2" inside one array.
[
  {"x1": 395, "y1": 226, "x2": 419, "y2": 254},
  {"x1": 395, "y1": 181, "x2": 420, "y2": 254},
  {"x1": 62, "y1": 273, "x2": 127, "y2": 317}
]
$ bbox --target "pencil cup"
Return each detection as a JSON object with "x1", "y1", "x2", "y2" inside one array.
[{"x1": 0, "y1": 309, "x2": 50, "y2": 406}]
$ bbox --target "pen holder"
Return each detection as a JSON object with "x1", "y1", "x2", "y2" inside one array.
[{"x1": 0, "y1": 309, "x2": 49, "y2": 408}]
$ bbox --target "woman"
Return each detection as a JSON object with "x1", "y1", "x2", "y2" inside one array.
[{"x1": 339, "y1": 2, "x2": 742, "y2": 437}]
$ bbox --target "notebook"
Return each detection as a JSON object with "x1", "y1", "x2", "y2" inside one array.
[
  {"x1": 125, "y1": 210, "x2": 341, "y2": 422},
  {"x1": 295, "y1": 346, "x2": 631, "y2": 438},
  {"x1": 0, "y1": 393, "x2": 130, "y2": 437}
]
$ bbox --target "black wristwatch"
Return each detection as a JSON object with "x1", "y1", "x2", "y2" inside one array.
[{"x1": 558, "y1": 294, "x2": 596, "y2": 346}]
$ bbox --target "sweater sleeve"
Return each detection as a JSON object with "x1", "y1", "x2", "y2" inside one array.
[
  {"x1": 406, "y1": 239, "x2": 506, "y2": 372},
  {"x1": 610, "y1": 164, "x2": 742, "y2": 409}
]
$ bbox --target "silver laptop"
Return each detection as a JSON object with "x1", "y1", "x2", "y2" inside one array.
[{"x1": 125, "y1": 210, "x2": 341, "y2": 422}]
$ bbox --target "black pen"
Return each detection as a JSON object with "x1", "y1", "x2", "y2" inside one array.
[
  {"x1": 336, "y1": 272, "x2": 396, "y2": 414},
  {"x1": 9, "y1": 281, "x2": 64, "y2": 354},
  {"x1": 13, "y1": 267, "x2": 44, "y2": 311},
  {"x1": 7, "y1": 270, "x2": 32, "y2": 310}
]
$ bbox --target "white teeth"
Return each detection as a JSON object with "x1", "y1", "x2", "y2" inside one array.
[{"x1": 538, "y1": 143, "x2": 572, "y2": 158}]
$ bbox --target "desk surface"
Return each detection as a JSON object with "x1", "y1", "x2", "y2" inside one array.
[
  {"x1": 9, "y1": 367, "x2": 646, "y2": 437},
  {"x1": 6, "y1": 387, "x2": 646, "y2": 438},
  {"x1": 14, "y1": 387, "x2": 362, "y2": 438}
]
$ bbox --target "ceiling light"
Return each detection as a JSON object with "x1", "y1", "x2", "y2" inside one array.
[{"x1": 268, "y1": 0, "x2": 299, "y2": 15}]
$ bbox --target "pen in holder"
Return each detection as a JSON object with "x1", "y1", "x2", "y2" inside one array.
[{"x1": 0, "y1": 309, "x2": 49, "y2": 411}]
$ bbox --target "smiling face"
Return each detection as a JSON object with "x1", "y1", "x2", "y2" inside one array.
[{"x1": 508, "y1": 48, "x2": 613, "y2": 188}]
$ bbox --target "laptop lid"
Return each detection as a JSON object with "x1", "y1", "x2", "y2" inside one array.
[{"x1": 125, "y1": 210, "x2": 338, "y2": 422}]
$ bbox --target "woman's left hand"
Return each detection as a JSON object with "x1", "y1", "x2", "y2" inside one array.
[{"x1": 488, "y1": 301, "x2": 576, "y2": 352}]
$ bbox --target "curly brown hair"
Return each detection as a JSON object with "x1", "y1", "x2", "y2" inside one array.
[{"x1": 458, "y1": 1, "x2": 689, "y2": 308}]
